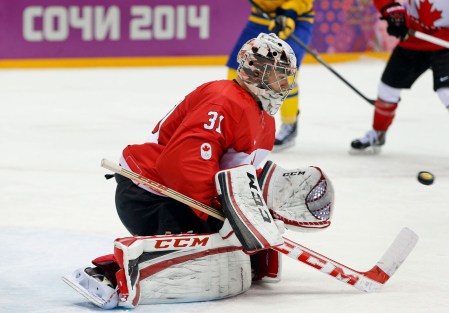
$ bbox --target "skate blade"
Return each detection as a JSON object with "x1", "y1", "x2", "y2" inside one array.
[{"x1": 62, "y1": 274, "x2": 110, "y2": 308}]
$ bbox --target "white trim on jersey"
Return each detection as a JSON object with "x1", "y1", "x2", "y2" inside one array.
[
  {"x1": 220, "y1": 148, "x2": 270, "y2": 169},
  {"x1": 407, "y1": 0, "x2": 449, "y2": 28}
]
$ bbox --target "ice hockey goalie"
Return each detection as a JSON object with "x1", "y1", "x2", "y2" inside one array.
[{"x1": 62, "y1": 162, "x2": 334, "y2": 309}]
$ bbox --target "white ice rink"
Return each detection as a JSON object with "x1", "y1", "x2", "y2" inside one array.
[{"x1": 1, "y1": 58, "x2": 448, "y2": 312}]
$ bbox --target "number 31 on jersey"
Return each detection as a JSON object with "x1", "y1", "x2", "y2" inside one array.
[{"x1": 204, "y1": 111, "x2": 224, "y2": 134}]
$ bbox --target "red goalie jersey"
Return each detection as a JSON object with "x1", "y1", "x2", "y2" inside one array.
[
  {"x1": 375, "y1": 0, "x2": 449, "y2": 50},
  {"x1": 120, "y1": 80, "x2": 275, "y2": 220}
]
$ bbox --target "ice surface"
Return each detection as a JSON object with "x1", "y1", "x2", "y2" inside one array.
[{"x1": 1, "y1": 59, "x2": 448, "y2": 312}]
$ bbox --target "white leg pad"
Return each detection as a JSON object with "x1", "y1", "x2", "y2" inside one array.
[
  {"x1": 139, "y1": 247, "x2": 250, "y2": 304},
  {"x1": 114, "y1": 233, "x2": 251, "y2": 307}
]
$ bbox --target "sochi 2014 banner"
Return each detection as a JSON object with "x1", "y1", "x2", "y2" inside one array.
[
  {"x1": 0, "y1": 0, "x2": 395, "y2": 61},
  {"x1": 310, "y1": 0, "x2": 398, "y2": 53},
  {"x1": 0, "y1": 0, "x2": 251, "y2": 59}
]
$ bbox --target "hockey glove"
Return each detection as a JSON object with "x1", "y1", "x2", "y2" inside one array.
[
  {"x1": 381, "y1": 2, "x2": 409, "y2": 40},
  {"x1": 258, "y1": 161, "x2": 334, "y2": 232},
  {"x1": 269, "y1": 15, "x2": 295, "y2": 40}
]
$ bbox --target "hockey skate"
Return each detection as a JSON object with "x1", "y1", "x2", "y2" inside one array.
[
  {"x1": 273, "y1": 122, "x2": 297, "y2": 152},
  {"x1": 350, "y1": 129, "x2": 386, "y2": 154},
  {"x1": 62, "y1": 267, "x2": 119, "y2": 309}
]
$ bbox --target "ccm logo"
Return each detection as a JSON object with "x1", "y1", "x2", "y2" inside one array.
[
  {"x1": 154, "y1": 237, "x2": 209, "y2": 249},
  {"x1": 279, "y1": 242, "x2": 360, "y2": 285},
  {"x1": 247, "y1": 172, "x2": 271, "y2": 223},
  {"x1": 283, "y1": 171, "x2": 305, "y2": 177}
]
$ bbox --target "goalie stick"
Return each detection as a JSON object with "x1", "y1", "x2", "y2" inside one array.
[{"x1": 101, "y1": 159, "x2": 418, "y2": 292}]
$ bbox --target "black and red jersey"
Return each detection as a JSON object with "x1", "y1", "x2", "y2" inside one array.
[{"x1": 375, "y1": 0, "x2": 449, "y2": 50}]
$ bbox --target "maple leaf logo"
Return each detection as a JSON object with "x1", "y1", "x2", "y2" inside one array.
[
  {"x1": 418, "y1": 0, "x2": 443, "y2": 28},
  {"x1": 200, "y1": 143, "x2": 212, "y2": 160}
]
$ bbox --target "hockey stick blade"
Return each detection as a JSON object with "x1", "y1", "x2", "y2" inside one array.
[
  {"x1": 277, "y1": 227, "x2": 418, "y2": 292},
  {"x1": 101, "y1": 159, "x2": 417, "y2": 292}
]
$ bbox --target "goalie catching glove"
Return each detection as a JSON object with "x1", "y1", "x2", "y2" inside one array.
[{"x1": 258, "y1": 161, "x2": 334, "y2": 232}]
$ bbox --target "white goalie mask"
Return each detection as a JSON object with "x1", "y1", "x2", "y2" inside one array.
[{"x1": 237, "y1": 33, "x2": 297, "y2": 115}]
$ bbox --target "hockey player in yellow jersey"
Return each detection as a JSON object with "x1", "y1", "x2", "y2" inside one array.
[{"x1": 227, "y1": 0, "x2": 314, "y2": 151}]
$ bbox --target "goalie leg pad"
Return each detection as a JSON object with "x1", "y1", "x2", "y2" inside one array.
[
  {"x1": 215, "y1": 165, "x2": 283, "y2": 252},
  {"x1": 258, "y1": 161, "x2": 334, "y2": 232},
  {"x1": 114, "y1": 233, "x2": 252, "y2": 306}
]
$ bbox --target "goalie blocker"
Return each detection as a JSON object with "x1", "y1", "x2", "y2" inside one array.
[{"x1": 215, "y1": 165, "x2": 284, "y2": 252}]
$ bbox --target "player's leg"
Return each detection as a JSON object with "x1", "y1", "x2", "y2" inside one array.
[
  {"x1": 351, "y1": 82, "x2": 400, "y2": 153},
  {"x1": 431, "y1": 49, "x2": 449, "y2": 111},
  {"x1": 64, "y1": 165, "x2": 287, "y2": 309},
  {"x1": 351, "y1": 47, "x2": 429, "y2": 153},
  {"x1": 114, "y1": 234, "x2": 251, "y2": 308},
  {"x1": 63, "y1": 233, "x2": 252, "y2": 309},
  {"x1": 63, "y1": 175, "x2": 226, "y2": 309},
  {"x1": 114, "y1": 174, "x2": 220, "y2": 236},
  {"x1": 274, "y1": 20, "x2": 313, "y2": 151}
]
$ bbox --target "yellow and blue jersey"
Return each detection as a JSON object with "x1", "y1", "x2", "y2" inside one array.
[
  {"x1": 250, "y1": 0, "x2": 315, "y2": 25},
  {"x1": 227, "y1": 0, "x2": 315, "y2": 70}
]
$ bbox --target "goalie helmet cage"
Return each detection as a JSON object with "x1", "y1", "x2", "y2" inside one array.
[{"x1": 101, "y1": 158, "x2": 418, "y2": 292}]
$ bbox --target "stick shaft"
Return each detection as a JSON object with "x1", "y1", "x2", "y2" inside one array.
[{"x1": 410, "y1": 30, "x2": 449, "y2": 49}]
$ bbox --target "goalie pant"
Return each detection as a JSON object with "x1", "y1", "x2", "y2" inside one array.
[{"x1": 90, "y1": 232, "x2": 281, "y2": 309}]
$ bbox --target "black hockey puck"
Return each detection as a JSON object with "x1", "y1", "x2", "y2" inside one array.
[{"x1": 417, "y1": 171, "x2": 434, "y2": 185}]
